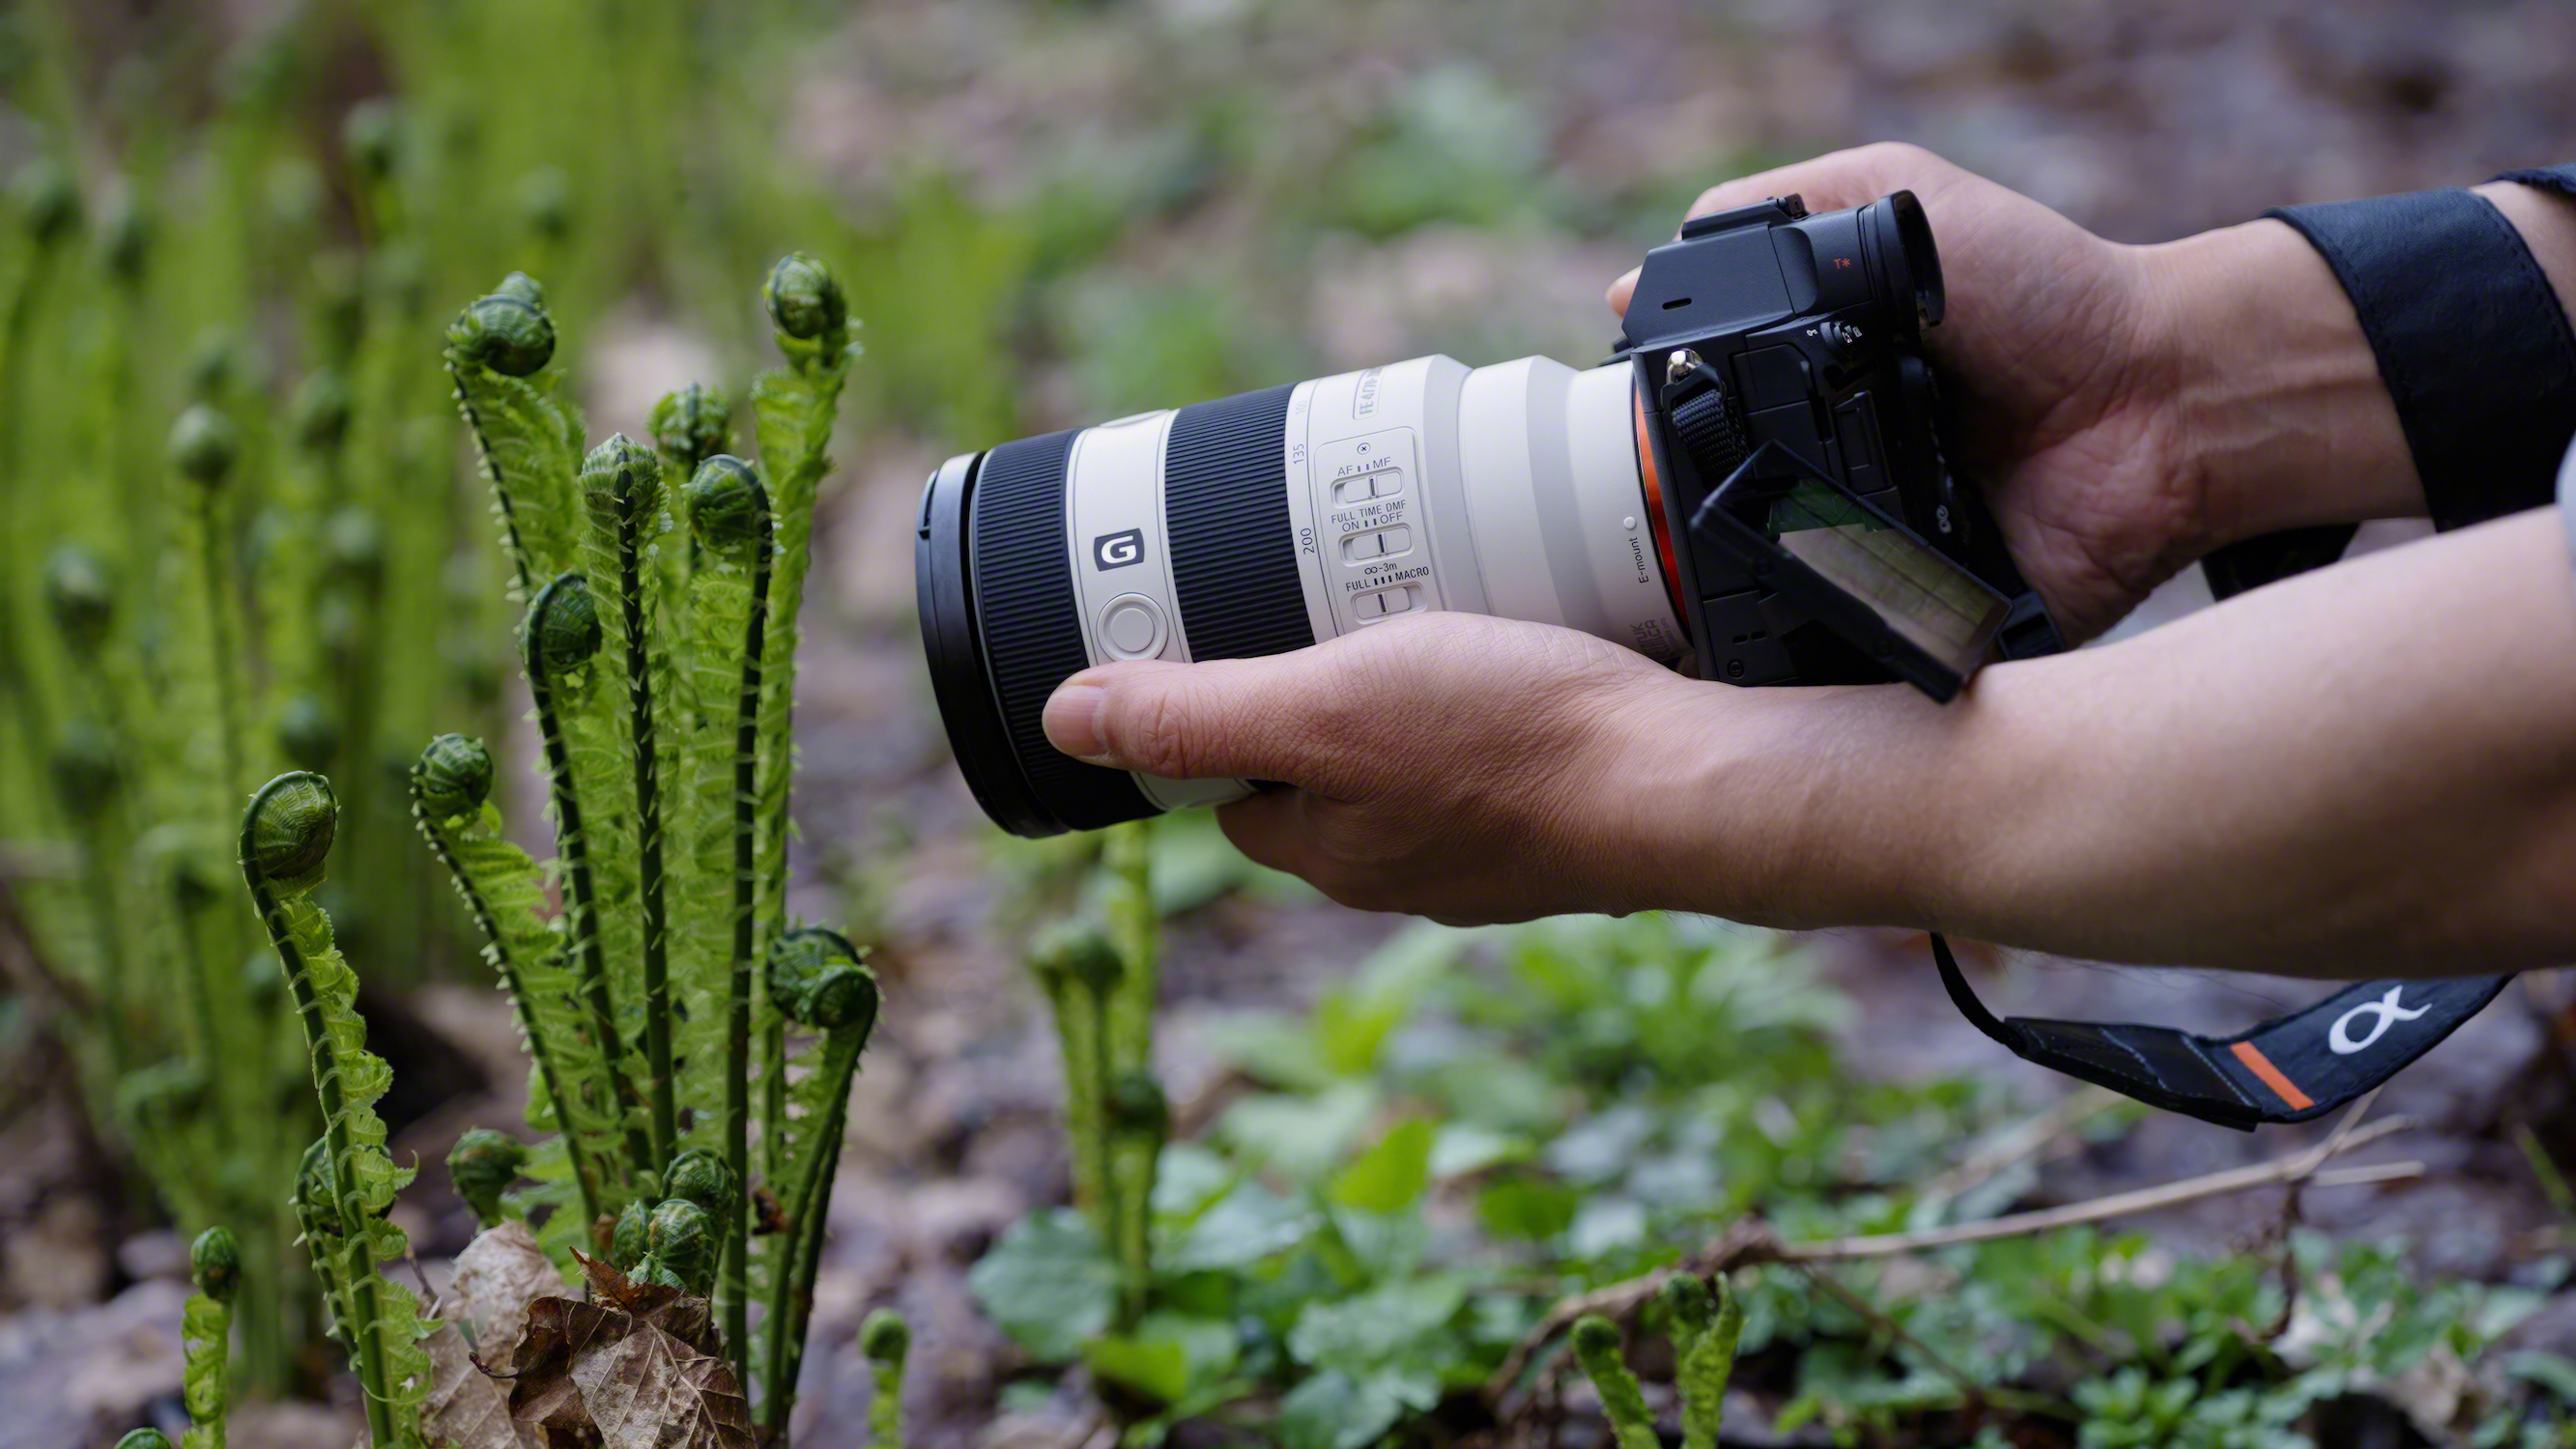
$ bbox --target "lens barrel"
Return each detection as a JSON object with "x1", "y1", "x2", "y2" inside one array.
[
  {"x1": 919, "y1": 435, "x2": 1150, "y2": 836},
  {"x1": 921, "y1": 356, "x2": 1683, "y2": 838},
  {"x1": 918, "y1": 386, "x2": 1315, "y2": 836}
]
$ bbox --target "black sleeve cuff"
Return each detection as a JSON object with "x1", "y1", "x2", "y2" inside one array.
[{"x1": 2267, "y1": 180, "x2": 2576, "y2": 532}]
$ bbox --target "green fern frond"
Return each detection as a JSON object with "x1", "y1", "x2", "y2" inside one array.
[
  {"x1": 445, "y1": 354, "x2": 584, "y2": 598},
  {"x1": 243, "y1": 775, "x2": 431, "y2": 1448},
  {"x1": 178, "y1": 1292, "x2": 230, "y2": 1449}
]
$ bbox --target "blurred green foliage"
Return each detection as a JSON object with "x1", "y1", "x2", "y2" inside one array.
[
  {"x1": 977, "y1": 914, "x2": 2576, "y2": 1446},
  {"x1": 0, "y1": 0, "x2": 871, "y2": 1397}
]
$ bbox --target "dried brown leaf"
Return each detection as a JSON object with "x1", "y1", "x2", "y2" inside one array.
[
  {"x1": 420, "y1": 1320, "x2": 535, "y2": 1449},
  {"x1": 508, "y1": 1279, "x2": 751, "y2": 1449},
  {"x1": 568, "y1": 1316, "x2": 754, "y2": 1449},
  {"x1": 453, "y1": 1220, "x2": 564, "y2": 1368},
  {"x1": 570, "y1": 1250, "x2": 718, "y2": 1356},
  {"x1": 509, "y1": 1296, "x2": 621, "y2": 1448}
]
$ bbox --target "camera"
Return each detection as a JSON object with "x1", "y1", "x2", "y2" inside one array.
[{"x1": 917, "y1": 190, "x2": 2061, "y2": 837}]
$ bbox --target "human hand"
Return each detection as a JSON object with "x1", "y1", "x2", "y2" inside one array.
[
  {"x1": 1042, "y1": 611, "x2": 1757, "y2": 924},
  {"x1": 1614, "y1": 143, "x2": 2195, "y2": 640}
]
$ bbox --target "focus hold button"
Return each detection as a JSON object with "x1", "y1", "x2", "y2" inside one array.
[{"x1": 1100, "y1": 593, "x2": 1166, "y2": 661}]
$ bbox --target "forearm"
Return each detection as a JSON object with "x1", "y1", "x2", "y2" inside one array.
[{"x1": 1655, "y1": 508, "x2": 2576, "y2": 975}]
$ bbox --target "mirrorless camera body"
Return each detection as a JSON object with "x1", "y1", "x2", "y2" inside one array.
[{"x1": 1617, "y1": 190, "x2": 2057, "y2": 698}]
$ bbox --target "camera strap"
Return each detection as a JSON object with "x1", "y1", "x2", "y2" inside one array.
[{"x1": 1932, "y1": 934, "x2": 2512, "y2": 1129}]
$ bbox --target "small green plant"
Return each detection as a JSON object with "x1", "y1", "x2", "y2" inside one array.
[
  {"x1": 182, "y1": 1227, "x2": 242, "y2": 1449},
  {"x1": 1569, "y1": 1317, "x2": 1659, "y2": 1449},
  {"x1": 1568, "y1": 1275, "x2": 1742, "y2": 1449},
  {"x1": 446, "y1": 1127, "x2": 530, "y2": 1230},
  {"x1": 861, "y1": 1308, "x2": 911, "y2": 1448},
  {"x1": 1021, "y1": 822, "x2": 1169, "y2": 1333}
]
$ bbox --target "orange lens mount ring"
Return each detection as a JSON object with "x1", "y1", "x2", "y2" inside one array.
[{"x1": 1634, "y1": 384, "x2": 1689, "y2": 621}]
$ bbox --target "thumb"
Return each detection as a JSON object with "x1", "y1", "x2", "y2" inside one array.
[{"x1": 1044, "y1": 652, "x2": 1345, "y2": 785}]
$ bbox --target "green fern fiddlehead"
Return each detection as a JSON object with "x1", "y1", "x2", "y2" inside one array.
[
  {"x1": 1570, "y1": 1316, "x2": 1660, "y2": 1449},
  {"x1": 410, "y1": 734, "x2": 617, "y2": 1231},
  {"x1": 860, "y1": 1309, "x2": 909, "y2": 1449},
  {"x1": 679, "y1": 452, "x2": 773, "y2": 1377},
  {"x1": 446, "y1": 1129, "x2": 530, "y2": 1231},
  {"x1": 523, "y1": 576, "x2": 653, "y2": 1177},
  {"x1": 240, "y1": 775, "x2": 429, "y2": 1447},
  {"x1": 580, "y1": 435, "x2": 677, "y2": 1169},
  {"x1": 171, "y1": 404, "x2": 247, "y2": 808},
  {"x1": 444, "y1": 275, "x2": 580, "y2": 597},
  {"x1": 181, "y1": 1227, "x2": 239, "y2": 1449},
  {"x1": 748, "y1": 254, "x2": 856, "y2": 1184}
]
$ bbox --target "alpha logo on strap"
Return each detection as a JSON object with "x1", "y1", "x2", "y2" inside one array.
[{"x1": 2328, "y1": 986, "x2": 2430, "y2": 1056}]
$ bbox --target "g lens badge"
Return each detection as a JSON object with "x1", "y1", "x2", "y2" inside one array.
[{"x1": 1094, "y1": 528, "x2": 1145, "y2": 570}]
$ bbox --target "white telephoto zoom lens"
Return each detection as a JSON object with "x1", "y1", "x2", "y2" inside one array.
[{"x1": 1057, "y1": 355, "x2": 1685, "y2": 811}]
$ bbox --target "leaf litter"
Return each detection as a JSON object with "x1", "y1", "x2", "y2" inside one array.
[{"x1": 419, "y1": 1226, "x2": 753, "y2": 1449}]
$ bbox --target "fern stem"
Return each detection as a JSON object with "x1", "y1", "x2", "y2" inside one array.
[
  {"x1": 609, "y1": 465, "x2": 678, "y2": 1170},
  {"x1": 721, "y1": 504, "x2": 774, "y2": 1387},
  {"x1": 1569, "y1": 1317, "x2": 1659, "y2": 1449},
  {"x1": 448, "y1": 359, "x2": 531, "y2": 598},
  {"x1": 1087, "y1": 975, "x2": 1122, "y2": 1242},
  {"x1": 778, "y1": 1116, "x2": 846, "y2": 1434},
  {"x1": 759, "y1": 1018, "x2": 787, "y2": 1180},
  {"x1": 759, "y1": 1026, "x2": 864, "y2": 1436},
  {"x1": 524, "y1": 575, "x2": 655, "y2": 1178},
  {"x1": 165, "y1": 879, "x2": 234, "y2": 1162},
  {"x1": 0, "y1": 249, "x2": 53, "y2": 806},
  {"x1": 77, "y1": 827, "x2": 133, "y2": 1080},
  {"x1": 193, "y1": 488, "x2": 247, "y2": 809},
  {"x1": 241, "y1": 777, "x2": 395, "y2": 1449},
  {"x1": 1039, "y1": 969, "x2": 1106, "y2": 1236},
  {"x1": 1104, "y1": 822, "x2": 1158, "y2": 1065},
  {"x1": 409, "y1": 787, "x2": 602, "y2": 1228},
  {"x1": 181, "y1": 1294, "x2": 232, "y2": 1449}
]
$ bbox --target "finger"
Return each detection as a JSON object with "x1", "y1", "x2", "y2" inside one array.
[
  {"x1": 1613, "y1": 142, "x2": 1952, "y2": 318},
  {"x1": 1042, "y1": 650, "x2": 1357, "y2": 788},
  {"x1": 1212, "y1": 788, "x2": 1313, "y2": 878},
  {"x1": 1684, "y1": 141, "x2": 1940, "y2": 224},
  {"x1": 1606, "y1": 266, "x2": 1641, "y2": 316},
  {"x1": 1216, "y1": 791, "x2": 1399, "y2": 915}
]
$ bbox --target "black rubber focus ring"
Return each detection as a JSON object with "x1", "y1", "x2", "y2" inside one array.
[
  {"x1": 1165, "y1": 384, "x2": 1311, "y2": 664},
  {"x1": 968, "y1": 430, "x2": 1154, "y2": 832}
]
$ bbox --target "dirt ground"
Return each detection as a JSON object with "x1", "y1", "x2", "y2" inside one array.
[{"x1": 9, "y1": 1, "x2": 2576, "y2": 1444}]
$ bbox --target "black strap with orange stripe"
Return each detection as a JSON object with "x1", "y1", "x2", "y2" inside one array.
[{"x1": 1932, "y1": 936, "x2": 2512, "y2": 1130}]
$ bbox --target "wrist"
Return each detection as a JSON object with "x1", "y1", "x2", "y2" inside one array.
[
  {"x1": 2134, "y1": 218, "x2": 2422, "y2": 547},
  {"x1": 1627, "y1": 678, "x2": 1980, "y2": 932}
]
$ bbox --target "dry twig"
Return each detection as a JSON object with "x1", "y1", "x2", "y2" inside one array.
[
  {"x1": 1489, "y1": 1094, "x2": 2413, "y2": 1403},
  {"x1": 1915, "y1": 1086, "x2": 2124, "y2": 1204}
]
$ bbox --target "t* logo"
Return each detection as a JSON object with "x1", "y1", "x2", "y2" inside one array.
[
  {"x1": 1094, "y1": 528, "x2": 1145, "y2": 571},
  {"x1": 2328, "y1": 986, "x2": 2429, "y2": 1056}
]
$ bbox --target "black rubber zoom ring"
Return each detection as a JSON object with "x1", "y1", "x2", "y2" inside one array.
[
  {"x1": 968, "y1": 430, "x2": 1152, "y2": 831},
  {"x1": 1165, "y1": 384, "x2": 1312, "y2": 664}
]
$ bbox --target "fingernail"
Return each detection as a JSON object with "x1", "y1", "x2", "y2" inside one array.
[
  {"x1": 1607, "y1": 267, "x2": 1639, "y2": 312},
  {"x1": 1044, "y1": 682, "x2": 1111, "y2": 763}
]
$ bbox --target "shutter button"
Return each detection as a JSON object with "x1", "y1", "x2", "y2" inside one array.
[{"x1": 1100, "y1": 594, "x2": 1167, "y2": 661}]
